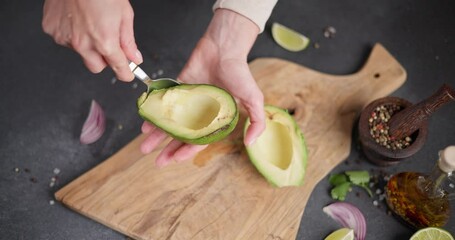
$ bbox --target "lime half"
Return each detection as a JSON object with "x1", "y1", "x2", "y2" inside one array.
[
  {"x1": 324, "y1": 228, "x2": 354, "y2": 240},
  {"x1": 410, "y1": 227, "x2": 454, "y2": 240},
  {"x1": 271, "y1": 22, "x2": 310, "y2": 52}
]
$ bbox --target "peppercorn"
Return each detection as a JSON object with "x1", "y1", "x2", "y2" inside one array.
[{"x1": 368, "y1": 104, "x2": 413, "y2": 150}]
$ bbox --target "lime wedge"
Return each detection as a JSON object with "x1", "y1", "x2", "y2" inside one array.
[
  {"x1": 324, "y1": 228, "x2": 354, "y2": 240},
  {"x1": 410, "y1": 227, "x2": 454, "y2": 240},
  {"x1": 271, "y1": 23, "x2": 310, "y2": 52}
]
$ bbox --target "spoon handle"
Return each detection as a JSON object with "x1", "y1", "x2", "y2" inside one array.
[
  {"x1": 388, "y1": 84, "x2": 455, "y2": 140},
  {"x1": 129, "y1": 62, "x2": 153, "y2": 86}
]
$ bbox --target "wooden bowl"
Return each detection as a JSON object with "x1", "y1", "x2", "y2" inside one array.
[{"x1": 358, "y1": 97, "x2": 429, "y2": 166}]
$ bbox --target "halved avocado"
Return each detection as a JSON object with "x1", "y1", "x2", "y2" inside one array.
[
  {"x1": 137, "y1": 84, "x2": 239, "y2": 145},
  {"x1": 244, "y1": 105, "x2": 307, "y2": 187}
]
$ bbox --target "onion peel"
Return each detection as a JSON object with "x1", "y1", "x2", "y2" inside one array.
[
  {"x1": 323, "y1": 202, "x2": 366, "y2": 240},
  {"x1": 80, "y1": 100, "x2": 106, "y2": 144}
]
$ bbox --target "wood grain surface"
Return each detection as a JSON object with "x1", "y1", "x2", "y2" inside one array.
[{"x1": 56, "y1": 43, "x2": 406, "y2": 240}]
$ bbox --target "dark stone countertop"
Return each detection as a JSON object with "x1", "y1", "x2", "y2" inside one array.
[{"x1": 1, "y1": 0, "x2": 454, "y2": 239}]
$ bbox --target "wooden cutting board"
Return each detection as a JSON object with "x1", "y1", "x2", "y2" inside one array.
[{"x1": 56, "y1": 44, "x2": 406, "y2": 240}]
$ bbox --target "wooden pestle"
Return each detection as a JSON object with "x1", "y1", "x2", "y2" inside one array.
[{"x1": 388, "y1": 84, "x2": 455, "y2": 140}]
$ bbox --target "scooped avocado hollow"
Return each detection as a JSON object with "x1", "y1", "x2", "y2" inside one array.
[
  {"x1": 244, "y1": 105, "x2": 308, "y2": 187},
  {"x1": 137, "y1": 84, "x2": 239, "y2": 145}
]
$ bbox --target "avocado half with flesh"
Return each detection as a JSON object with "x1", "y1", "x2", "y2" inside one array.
[
  {"x1": 137, "y1": 84, "x2": 239, "y2": 145},
  {"x1": 244, "y1": 105, "x2": 308, "y2": 187}
]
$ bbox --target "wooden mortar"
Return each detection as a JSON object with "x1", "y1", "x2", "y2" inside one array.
[
  {"x1": 359, "y1": 97, "x2": 428, "y2": 166},
  {"x1": 359, "y1": 84, "x2": 455, "y2": 166}
]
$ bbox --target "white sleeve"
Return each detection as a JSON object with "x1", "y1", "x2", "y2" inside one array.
[{"x1": 213, "y1": 0, "x2": 278, "y2": 33}]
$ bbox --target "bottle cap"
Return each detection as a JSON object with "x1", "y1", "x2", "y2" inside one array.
[{"x1": 439, "y1": 145, "x2": 455, "y2": 173}]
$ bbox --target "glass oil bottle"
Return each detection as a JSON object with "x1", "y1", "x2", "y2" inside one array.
[{"x1": 385, "y1": 146, "x2": 455, "y2": 229}]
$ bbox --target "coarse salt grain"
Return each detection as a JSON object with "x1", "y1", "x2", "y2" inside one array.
[
  {"x1": 53, "y1": 168, "x2": 60, "y2": 175},
  {"x1": 323, "y1": 26, "x2": 336, "y2": 38}
]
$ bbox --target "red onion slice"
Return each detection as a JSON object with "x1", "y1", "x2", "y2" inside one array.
[
  {"x1": 323, "y1": 202, "x2": 366, "y2": 240},
  {"x1": 80, "y1": 100, "x2": 106, "y2": 144}
]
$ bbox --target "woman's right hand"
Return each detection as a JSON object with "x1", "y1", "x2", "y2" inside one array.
[{"x1": 42, "y1": 0, "x2": 143, "y2": 81}]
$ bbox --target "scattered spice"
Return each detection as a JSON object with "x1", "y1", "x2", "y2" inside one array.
[
  {"x1": 151, "y1": 73, "x2": 157, "y2": 79},
  {"x1": 53, "y1": 168, "x2": 60, "y2": 175},
  {"x1": 118, "y1": 124, "x2": 123, "y2": 130},
  {"x1": 49, "y1": 174, "x2": 59, "y2": 188},
  {"x1": 313, "y1": 42, "x2": 320, "y2": 49},
  {"x1": 30, "y1": 177, "x2": 38, "y2": 183},
  {"x1": 358, "y1": 169, "x2": 393, "y2": 211},
  {"x1": 132, "y1": 82, "x2": 138, "y2": 89},
  {"x1": 323, "y1": 26, "x2": 336, "y2": 38},
  {"x1": 49, "y1": 200, "x2": 55, "y2": 205},
  {"x1": 157, "y1": 69, "x2": 164, "y2": 76},
  {"x1": 368, "y1": 104, "x2": 413, "y2": 150},
  {"x1": 383, "y1": 175, "x2": 391, "y2": 181},
  {"x1": 14, "y1": 168, "x2": 20, "y2": 173},
  {"x1": 24, "y1": 168, "x2": 30, "y2": 173}
]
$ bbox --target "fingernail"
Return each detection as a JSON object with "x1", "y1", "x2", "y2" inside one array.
[
  {"x1": 141, "y1": 144, "x2": 151, "y2": 154},
  {"x1": 135, "y1": 50, "x2": 143, "y2": 63},
  {"x1": 245, "y1": 137, "x2": 256, "y2": 146}
]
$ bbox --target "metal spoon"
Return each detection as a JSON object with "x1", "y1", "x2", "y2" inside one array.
[{"x1": 129, "y1": 62, "x2": 180, "y2": 93}]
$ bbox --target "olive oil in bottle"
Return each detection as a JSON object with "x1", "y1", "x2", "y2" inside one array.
[{"x1": 385, "y1": 146, "x2": 455, "y2": 229}]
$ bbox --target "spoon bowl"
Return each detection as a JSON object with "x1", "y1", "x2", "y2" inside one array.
[{"x1": 129, "y1": 62, "x2": 180, "y2": 92}]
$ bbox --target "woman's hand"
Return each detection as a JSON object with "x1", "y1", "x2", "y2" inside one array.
[
  {"x1": 141, "y1": 9, "x2": 265, "y2": 167},
  {"x1": 42, "y1": 0, "x2": 143, "y2": 81}
]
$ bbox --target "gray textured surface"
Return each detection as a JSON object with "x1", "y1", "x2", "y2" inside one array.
[{"x1": 0, "y1": 0, "x2": 454, "y2": 239}]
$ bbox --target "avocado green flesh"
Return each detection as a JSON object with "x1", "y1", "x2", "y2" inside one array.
[
  {"x1": 245, "y1": 105, "x2": 307, "y2": 187},
  {"x1": 138, "y1": 84, "x2": 238, "y2": 144}
]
